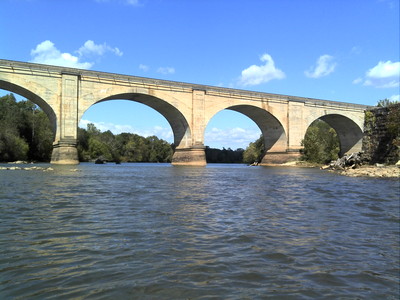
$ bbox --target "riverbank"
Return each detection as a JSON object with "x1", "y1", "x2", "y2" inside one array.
[
  {"x1": 266, "y1": 161, "x2": 400, "y2": 178},
  {"x1": 330, "y1": 165, "x2": 399, "y2": 178}
]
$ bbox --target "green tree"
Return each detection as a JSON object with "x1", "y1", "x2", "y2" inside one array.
[
  {"x1": 0, "y1": 93, "x2": 53, "y2": 162},
  {"x1": 377, "y1": 98, "x2": 399, "y2": 107},
  {"x1": 243, "y1": 135, "x2": 265, "y2": 164},
  {"x1": 77, "y1": 124, "x2": 173, "y2": 163},
  {"x1": 0, "y1": 131, "x2": 29, "y2": 161},
  {"x1": 301, "y1": 120, "x2": 340, "y2": 164}
]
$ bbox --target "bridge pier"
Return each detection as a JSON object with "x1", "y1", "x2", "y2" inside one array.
[
  {"x1": 171, "y1": 146, "x2": 206, "y2": 166},
  {"x1": 50, "y1": 139, "x2": 79, "y2": 165},
  {"x1": 260, "y1": 150, "x2": 301, "y2": 165}
]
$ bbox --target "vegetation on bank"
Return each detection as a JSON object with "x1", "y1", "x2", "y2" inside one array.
[
  {"x1": 0, "y1": 94, "x2": 53, "y2": 162},
  {"x1": 377, "y1": 98, "x2": 399, "y2": 148},
  {"x1": 301, "y1": 120, "x2": 340, "y2": 164},
  {"x1": 77, "y1": 124, "x2": 173, "y2": 163},
  {"x1": 2, "y1": 93, "x2": 396, "y2": 165},
  {"x1": 0, "y1": 93, "x2": 249, "y2": 163},
  {"x1": 363, "y1": 98, "x2": 400, "y2": 164}
]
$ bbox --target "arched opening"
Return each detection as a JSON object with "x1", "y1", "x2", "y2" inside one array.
[
  {"x1": 302, "y1": 114, "x2": 363, "y2": 163},
  {"x1": 204, "y1": 105, "x2": 287, "y2": 164},
  {"x1": 0, "y1": 88, "x2": 55, "y2": 162},
  {"x1": 227, "y1": 105, "x2": 286, "y2": 153},
  {"x1": 302, "y1": 119, "x2": 340, "y2": 164},
  {"x1": 0, "y1": 81, "x2": 57, "y2": 132},
  {"x1": 96, "y1": 93, "x2": 191, "y2": 149},
  {"x1": 204, "y1": 110, "x2": 260, "y2": 163},
  {"x1": 78, "y1": 93, "x2": 190, "y2": 163},
  {"x1": 319, "y1": 114, "x2": 363, "y2": 156}
]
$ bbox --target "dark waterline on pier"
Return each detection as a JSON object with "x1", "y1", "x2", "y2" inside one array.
[{"x1": 0, "y1": 163, "x2": 399, "y2": 299}]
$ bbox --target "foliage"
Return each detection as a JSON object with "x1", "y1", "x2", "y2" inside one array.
[
  {"x1": 205, "y1": 147, "x2": 244, "y2": 163},
  {"x1": 301, "y1": 120, "x2": 340, "y2": 164},
  {"x1": 371, "y1": 100, "x2": 399, "y2": 147},
  {"x1": 242, "y1": 135, "x2": 265, "y2": 164},
  {"x1": 364, "y1": 110, "x2": 376, "y2": 131},
  {"x1": 0, "y1": 93, "x2": 173, "y2": 163},
  {"x1": 377, "y1": 98, "x2": 399, "y2": 107},
  {"x1": 0, "y1": 93, "x2": 53, "y2": 162},
  {"x1": 77, "y1": 124, "x2": 173, "y2": 163},
  {"x1": 387, "y1": 104, "x2": 400, "y2": 138}
]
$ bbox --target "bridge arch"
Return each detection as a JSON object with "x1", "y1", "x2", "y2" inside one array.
[
  {"x1": 0, "y1": 80, "x2": 57, "y2": 133},
  {"x1": 79, "y1": 92, "x2": 192, "y2": 150},
  {"x1": 205, "y1": 104, "x2": 287, "y2": 153},
  {"x1": 0, "y1": 60, "x2": 368, "y2": 165},
  {"x1": 307, "y1": 114, "x2": 363, "y2": 155}
]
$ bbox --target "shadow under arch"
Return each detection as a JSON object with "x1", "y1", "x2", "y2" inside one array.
[
  {"x1": 87, "y1": 92, "x2": 191, "y2": 149},
  {"x1": 226, "y1": 105, "x2": 287, "y2": 152},
  {"x1": 0, "y1": 80, "x2": 57, "y2": 133},
  {"x1": 316, "y1": 114, "x2": 363, "y2": 155}
]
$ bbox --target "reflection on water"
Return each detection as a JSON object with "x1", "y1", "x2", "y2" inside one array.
[{"x1": 0, "y1": 163, "x2": 399, "y2": 298}]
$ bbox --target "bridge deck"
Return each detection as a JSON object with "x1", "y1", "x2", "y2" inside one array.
[{"x1": 0, "y1": 59, "x2": 368, "y2": 110}]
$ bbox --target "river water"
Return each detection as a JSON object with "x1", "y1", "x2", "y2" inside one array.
[{"x1": 0, "y1": 163, "x2": 399, "y2": 299}]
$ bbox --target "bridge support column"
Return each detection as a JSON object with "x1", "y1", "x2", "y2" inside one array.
[
  {"x1": 171, "y1": 146, "x2": 206, "y2": 166},
  {"x1": 171, "y1": 89, "x2": 207, "y2": 166},
  {"x1": 51, "y1": 139, "x2": 79, "y2": 165},
  {"x1": 260, "y1": 150, "x2": 301, "y2": 165},
  {"x1": 51, "y1": 73, "x2": 80, "y2": 165}
]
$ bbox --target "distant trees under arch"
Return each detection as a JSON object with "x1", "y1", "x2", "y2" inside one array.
[{"x1": 0, "y1": 93, "x2": 53, "y2": 162}]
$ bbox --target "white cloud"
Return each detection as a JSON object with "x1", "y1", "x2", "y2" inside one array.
[
  {"x1": 367, "y1": 60, "x2": 399, "y2": 78},
  {"x1": 157, "y1": 67, "x2": 175, "y2": 75},
  {"x1": 205, "y1": 127, "x2": 260, "y2": 149},
  {"x1": 79, "y1": 119, "x2": 173, "y2": 141},
  {"x1": 239, "y1": 53, "x2": 285, "y2": 86},
  {"x1": 30, "y1": 40, "x2": 123, "y2": 69},
  {"x1": 305, "y1": 54, "x2": 336, "y2": 78},
  {"x1": 139, "y1": 64, "x2": 150, "y2": 72},
  {"x1": 389, "y1": 94, "x2": 400, "y2": 102},
  {"x1": 79, "y1": 119, "x2": 260, "y2": 149},
  {"x1": 77, "y1": 40, "x2": 123, "y2": 57},
  {"x1": 353, "y1": 60, "x2": 400, "y2": 88},
  {"x1": 95, "y1": 0, "x2": 141, "y2": 6},
  {"x1": 363, "y1": 60, "x2": 400, "y2": 88},
  {"x1": 350, "y1": 46, "x2": 362, "y2": 55},
  {"x1": 125, "y1": 0, "x2": 140, "y2": 5},
  {"x1": 30, "y1": 40, "x2": 93, "y2": 69}
]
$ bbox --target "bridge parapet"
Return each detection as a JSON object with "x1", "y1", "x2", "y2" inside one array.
[
  {"x1": 0, "y1": 59, "x2": 368, "y2": 165},
  {"x1": 0, "y1": 59, "x2": 368, "y2": 110}
]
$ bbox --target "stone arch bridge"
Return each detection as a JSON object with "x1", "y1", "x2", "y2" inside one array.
[{"x1": 0, "y1": 59, "x2": 368, "y2": 165}]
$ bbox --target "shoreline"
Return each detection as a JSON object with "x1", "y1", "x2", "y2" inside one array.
[
  {"x1": 329, "y1": 165, "x2": 399, "y2": 178},
  {"x1": 2, "y1": 160, "x2": 399, "y2": 178},
  {"x1": 262, "y1": 161, "x2": 400, "y2": 178}
]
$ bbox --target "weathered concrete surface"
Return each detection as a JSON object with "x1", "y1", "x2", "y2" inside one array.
[
  {"x1": 362, "y1": 104, "x2": 400, "y2": 164},
  {"x1": 50, "y1": 139, "x2": 79, "y2": 165},
  {"x1": 0, "y1": 59, "x2": 368, "y2": 165},
  {"x1": 171, "y1": 147, "x2": 207, "y2": 166}
]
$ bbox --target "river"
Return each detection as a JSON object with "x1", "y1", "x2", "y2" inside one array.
[{"x1": 0, "y1": 163, "x2": 399, "y2": 299}]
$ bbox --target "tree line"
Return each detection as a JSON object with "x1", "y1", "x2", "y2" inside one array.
[
  {"x1": 5, "y1": 92, "x2": 387, "y2": 165},
  {"x1": 0, "y1": 94, "x2": 53, "y2": 162},
  {"x1": 0, "y1": 93, "x2": 250, "y2": 163},
  {"x1": 77, "y1": 124, "x2": 173, "y2": 163}
]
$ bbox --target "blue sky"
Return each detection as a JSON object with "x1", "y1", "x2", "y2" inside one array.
[{"x1": 1, "y1": 0, "x2": 399, "y2": 149}]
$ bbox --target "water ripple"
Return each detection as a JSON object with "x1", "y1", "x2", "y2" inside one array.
[{"x1": 0, "y1": 163, "x2": 399, "y2": 298}]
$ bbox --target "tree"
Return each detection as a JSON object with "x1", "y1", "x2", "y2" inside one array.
[
  {"x1": 76, "y1": 124, "x2": 173, "y2": 162},
  {"x1": 243, "y1": 135, "x2": 265, "y2": 164},
  {"x1": 377, "y1": 98, "x2": 399, "y2": 107},
  {"x1": 0, "y1": 93, "x2": 53, "y2": 162},
  {"x1": 0, "y1": 131, "x2": 29, "y2": 161},
  {"x1": 301, "y1": 120, "x2": 340, "y2": 164},
  {"x1": 1, "y1": 93, "x2": 173, "y2": 163}
]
